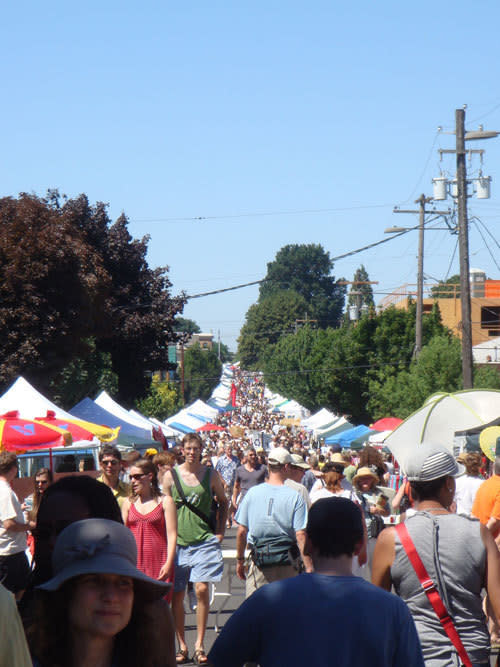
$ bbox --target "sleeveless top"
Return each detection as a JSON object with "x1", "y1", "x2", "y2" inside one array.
[
  {"x1": 126, "y1": 500, "x2": 173, "y2": 602},
  {"x1": 391, "y1": 511, "x2": 489, "y2": 667},
  {"x1": 171, "y1": 466, "x2": 213, "y2": 546}
]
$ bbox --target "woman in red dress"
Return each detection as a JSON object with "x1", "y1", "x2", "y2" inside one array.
[{"x1": 122, "y1": 458, "x2": 177, "y2": 602}]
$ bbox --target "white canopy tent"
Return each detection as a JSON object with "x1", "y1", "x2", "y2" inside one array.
[
  {"x1": 95, "y1": 391, "x2": 154, "y2": 434},
  {"x1": 302, "y1": 408, "x2": 337, "y2": 430},
  {"x1": 0, "y1": 377, "x2": 84, "y2": 422}
]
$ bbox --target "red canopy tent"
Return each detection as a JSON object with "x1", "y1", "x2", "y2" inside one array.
[
  {"x1": 0, "y1": 411, "x2": 69, "y2": 451},
  {"x1": 196, "y1": 423, "x2": 226, "y2": 432},
  {"x1": 371, "y1": 417, "x2": 403, "y2": 432},
  {"x1": 35, "y1": 410, "x2": 95, "y2": 442}
]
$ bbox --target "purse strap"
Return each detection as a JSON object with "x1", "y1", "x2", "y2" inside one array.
[
  {"x1": 395, "y1": 523, "x2": 472, "y2": 667},
  {"x1": 171, "y1": 467, "x2": 214, "y2": 530}
]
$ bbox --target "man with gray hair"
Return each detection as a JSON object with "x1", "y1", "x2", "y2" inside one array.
[{"x1": 231, "y1": 447, "x2": 267, "y2": 511}]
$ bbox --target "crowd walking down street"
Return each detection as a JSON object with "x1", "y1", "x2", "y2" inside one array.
[{"x1": 2, "y1": 365, "x2": 500, "y2": 666}]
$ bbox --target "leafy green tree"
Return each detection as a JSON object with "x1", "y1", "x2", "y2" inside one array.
[
  {"x1": 136, "y1": 377, "x2": 182, "y2": 420},
  {"x1": 49, "y1": 338, "x2": 118, "y2": 409},
  {"x1": 175, "y1": 317, "x2": 201, "y2": 335},
  {"x1": 183, "y1": 344, "x2": 222, "y2": 403},
  {"x1": 347, "y1": 265, "x2": 375, "y2": 311},
  {"x1": 367, "y1": 335, "x2": 462, "y2": 419},
  {"x1": 259, "y1": 244, "x2": 346, "y2": 328},
  {"x1": 237, "y1": 290, "x2": 308, "y2": 369},
  {"x1": 430, "y1": 274, "x2": 460, "y2": 299},
  {"x1": 473, "y1": 365, "x2": 500, "y2": 390}
]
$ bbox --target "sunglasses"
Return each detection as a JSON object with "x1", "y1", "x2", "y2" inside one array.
[
  {"x1": 129, "y1": 473, "x2": 147, "y2": 481},
  {"x1": 101, "y1": 459, "x2": 119, "y2": 466}
]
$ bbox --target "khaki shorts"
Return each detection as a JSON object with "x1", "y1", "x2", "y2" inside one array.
[{"x1": 245, "y1": 559, "x2": 297, "y2": 598}]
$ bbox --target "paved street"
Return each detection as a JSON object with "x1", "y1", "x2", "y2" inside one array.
[{"x1": 181, "y1": 527, "x2": 243, "y2": 663}]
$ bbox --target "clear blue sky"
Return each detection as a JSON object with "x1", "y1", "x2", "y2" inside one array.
[{"x1": 3, "y1": 1, "x2": 500, "y2": 350}]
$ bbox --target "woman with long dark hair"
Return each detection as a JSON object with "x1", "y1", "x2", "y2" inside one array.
[{"x1": 28, "y1": 518, "x2": 171, "y2": 667}]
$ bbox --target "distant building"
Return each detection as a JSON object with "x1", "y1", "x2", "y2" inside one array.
[
  {"x1": 379, "y1": 270, "x2": 500, "y2": 349},
  {"x1": 187, "y1": 332, "x2": 214, "y2": 351}
]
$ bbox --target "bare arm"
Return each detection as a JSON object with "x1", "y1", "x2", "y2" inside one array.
[
  {"x1": 371, "y1": 526, "x2": 396, "y2": 591},
  {"x1": 159, "y1": 495, "x2": 178, "y2": 580},
  {"x1": 211, "y1": 469, "x2": 229, "y2": 541},
  {"x1": 236, "y1": 523, "x2": 248, "y2": 581},
  {"x1": 2, "y1": 518, "x2": 28, "y2": 533},
  {"x1": 482, "y1": 524, "x2": 500, "y2": 625},
  {"x1": 161, "y1": 470, "x2": 174, "y2": 497},
  {"x1": 121, "y1": 498, "x2": 130, "y2": 525},
  {"x1": 231, "y1": 477, "x2": 241, "y2": 508},
  {"x1": 391, "y1": 482, "x2": 407, "y2": 510},
  {"x1": 296, "y1": 529, "x2": 313, "y2": 573}
]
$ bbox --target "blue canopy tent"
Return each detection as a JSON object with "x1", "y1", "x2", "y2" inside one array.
[
  {"x1": 70, "y1": 398, "x2": 156, "y2": 447},
  {"x1": 320, "y1": 421, "x2": 353, "y2": 441},
  {"x1": 325, "y1": 424, "x2": 371, "y2": 448},
  {"x1": 168, "y1": 422, "x2": 195, "y2": 434}
]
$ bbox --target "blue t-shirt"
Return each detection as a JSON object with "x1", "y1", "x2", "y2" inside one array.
[
  {"x1": 209, "y1": 573, "x2": 425, "y2": 667},
  {"x1": 235, "y1": 483, "x2": 307, "y2": 544}
]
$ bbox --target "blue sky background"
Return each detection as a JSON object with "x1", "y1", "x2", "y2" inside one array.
[{"x1": 2, "y1": 1, "x2": 500, "y2": 350}]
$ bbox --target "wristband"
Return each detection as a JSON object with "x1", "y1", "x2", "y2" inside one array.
[{"x1": 236, "y1": 557, "x2": 245, "y2": 562}]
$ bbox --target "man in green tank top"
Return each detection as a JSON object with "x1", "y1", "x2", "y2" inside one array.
[{"x1": 162, "y1": 433, "x2": 228, "y2": 665}]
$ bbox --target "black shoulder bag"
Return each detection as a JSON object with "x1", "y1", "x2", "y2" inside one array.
[{"x1": 171, "y1": 468, "x2": 217, "y2": 533}]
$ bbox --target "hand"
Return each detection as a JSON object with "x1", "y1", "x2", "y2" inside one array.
[
  {"x1": 369, "y1": 505, "x2": 381, "y2": 515},
  {"x1": 215, "y1": 533, "x2": 224, "y2": 543},
  {"x1": 236, "y1": 561, "x2": 246, "y2": 581},
  {"x1": 158, "y1": 563, "x2": 171, "y2": 581}
]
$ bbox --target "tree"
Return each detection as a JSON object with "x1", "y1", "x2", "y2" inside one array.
[
  {"x1": 0, "y1": 192, "x2": 186, "y2": 404},
  {"x1": 175, "y1": 317, "x2": 201, "y2": 335},
  {"x1": 183, "y1": 344, "x2": 222, "y2": 403},
  {"x1": 237, "y1": 290, "x2": 308, "y2": 369},
  {"x1": 430, "y1": 274, "x2": 460, "y2": 299},
  {"x1": 347, "y1": 265, "x2": 375, "y2": 311},
  {"x1": 259, "y1": 244, "x2": 346, "y2": 328},
  {"x1": 136, "y1": 377, "x2": 182, "y2": 420},
  {"x1": 473, "y1": 365, "x2": 500, "y2": 390}
]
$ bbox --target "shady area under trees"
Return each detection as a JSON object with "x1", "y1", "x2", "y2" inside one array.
[{"x1": 0, "y1": 190, "x2": 185, "y2": 407}]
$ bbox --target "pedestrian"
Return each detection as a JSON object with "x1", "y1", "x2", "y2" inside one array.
[
  {"x1": 162, "y1": 432, "x2": 228, "y2": 665},
  {"x1": 215, "y1": 443, "x2": 239, "y2": 528},
  {"x1": 284, "y1": 453, "x2": 311, "y2": 508},
  {"x1": 24, "y1": 467, "x2": 54, "y2": 558},
  {"x1": 372, "y1": 443, "x2": 500, "y2": 666},
  {"x1": 209, "y1": 498, "x2": 424, "y2": 667},
  {"x1": 97, "y1": 445, "x2": 129, "y2": 509},
  {"x1": 0, "y1": 452, "x2": 33, "y2": 599},
  {"x1": 27, "y1": 518, "x2": 174, "y2": 667},
  {"x1": 454, "y1": 452, "x2": 483, "y2": 516},
  {"x1": 235, "y1": 447, "x2": 311, "y2": 598},
  {"x1": 122, "y1": 458, "x2": 177, "y2": 603},
  {"x1": 0, "y1": 582, "x2": 32, "y2": 666},
  {"x1": 231, "y1": 447, "x2": 267, "y2": 511}
]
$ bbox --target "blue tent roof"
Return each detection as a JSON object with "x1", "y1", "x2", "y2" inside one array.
[
  {"x1": 70, "y1": 398, "x2": 154, "y2": 444},
  {"x1": 187, "y1": 412, "x2": 210, "y2": 423},
  {"x1": 324, "y1": 424, "x2": 371, "y2": 447},
  {"x1": 168, "y1": 422, "x2": 195, "y2": 434}
]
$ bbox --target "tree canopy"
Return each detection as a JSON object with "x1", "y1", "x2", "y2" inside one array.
[
  {"x1": 183, "y1": 344, "x2": 222, "y2": 404},
  {"x1": 0, "y1": 191, "x2": 185, "y2": 405}
]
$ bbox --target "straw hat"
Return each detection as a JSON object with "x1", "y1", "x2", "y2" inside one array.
[
  {"x1": 352, "y1": 466, "x2": 379, "y2": 486},
  {"x1": 330, "y1": 453, "x2": 348, "y2": 467}
]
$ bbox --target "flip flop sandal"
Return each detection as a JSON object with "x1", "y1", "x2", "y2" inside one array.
[
  {"x1": 176, "y1": 648, "x2": 190, "y2": 664},
  {"x1": 193, "y1": 648, "x2": 210, "y2": 665}
]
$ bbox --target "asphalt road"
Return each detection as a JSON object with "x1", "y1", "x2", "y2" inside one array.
[{"x1": 181, "y1": 527, "x2": 243, "y2": 663}]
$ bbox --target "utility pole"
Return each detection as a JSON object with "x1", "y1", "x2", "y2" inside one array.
[
  {"x1": 391, "y1": 197, "x2": 449, "y2": 357},
  {"x1": 456, "y1": 108, "x2": 473, "y2": 388}
]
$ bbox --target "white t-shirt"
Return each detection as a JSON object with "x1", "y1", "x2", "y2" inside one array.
[
  {"x1": 0, "y1": 480, "x2": 27, "y2": 555},
  {"x1": 310, "y1": 487, "x2": 352, "y2": 504},
  {"x1": 455, "y1": 475, "x2": 484, "y2": 516}
]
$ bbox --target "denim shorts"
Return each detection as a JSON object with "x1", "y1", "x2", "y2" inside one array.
[{"x1": 174, "y1": 535, "x2": 223, "y2": 592}]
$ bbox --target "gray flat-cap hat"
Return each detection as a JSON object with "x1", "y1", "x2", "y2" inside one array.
[
  {"x1": 38, "y1": 518, "x2": 170, "y2": 601},
  {"x1": 405, "y1": 443, "x2": 465, "y2": 482}
]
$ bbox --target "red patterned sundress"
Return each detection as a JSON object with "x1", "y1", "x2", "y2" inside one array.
[{"x1": 127, "y1": 501, "x2": 174, "y2": 602}]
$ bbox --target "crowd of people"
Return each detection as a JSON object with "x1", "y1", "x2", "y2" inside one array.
[{"x1": 0, "y1": 367, "x2": 499, "y2": 665}]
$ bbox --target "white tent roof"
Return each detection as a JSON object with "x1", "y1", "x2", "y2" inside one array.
[
  {"x1": 187, "y1": 399, "x2": 220, "y2": 419},
  {"x1": 279, "y1": 399, "x2": 310, "y2": 419},
  {"x1": 165, "y1": 410, "x2": 206, "y2": 430},
  {"x1": 473, "y1": 337, "x2": 500, "y2": 364},
  {"x1": 314, "y1": 416, "x2": 349, "y2": 437},
  {"x1": 0, "y1": 377, "x2": 81, "y2": 422},
  {"x1": 95, "y1": 391, "x2": 153, "y2": 434},
  {"x1": 301, "y1": 408, "x2": 337, "y2": 429},
  {"x1": 368, "y1": 429, "x2": 392, "y2": 444}
]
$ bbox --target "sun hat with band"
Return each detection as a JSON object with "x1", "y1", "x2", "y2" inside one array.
[
  {"x1": 404, "y1": 443, "x2": 465, "y2": 482},
  {"x1": 37, "y1": 518, "x2": 170, "y2": 601},
  {"x1": 352, "y1": 466, "x2": 379, "y2": 485}
]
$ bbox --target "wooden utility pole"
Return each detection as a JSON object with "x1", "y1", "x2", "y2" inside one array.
[
  {"x1": 392, "y1": 197, "x2": 449, "y2": 357},
  {"x1": 456, "y1": 108, "x2": 474, "y2": 388}
]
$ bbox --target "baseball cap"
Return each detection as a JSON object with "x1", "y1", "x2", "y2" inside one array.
[
  {"x1": 405, "y1": 444, "x2": 465, "y2": 482},
  {"x1": 38, "y1": 519, "x2": 170, "y2": 601},
  {"x1": 290, "y1": 454, "x2": 310, "y2": 470},
  {"x1": 268, "y1": 447, "x2": 292, "y2": 465}
]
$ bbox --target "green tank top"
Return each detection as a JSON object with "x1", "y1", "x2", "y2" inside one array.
[{"x1": 172, "y1": 465, "x2": 214, "y2": 546}]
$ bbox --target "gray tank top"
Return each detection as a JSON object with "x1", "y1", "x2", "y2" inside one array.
[{"x1": 391, "y1": 511, "x2": 489, "y2": 667}]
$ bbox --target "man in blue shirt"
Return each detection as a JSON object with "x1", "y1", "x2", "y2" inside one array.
[
  {"x1": 235, "y1": 447, "x2": 310, "y2": 598},
  {"x1": 210, "y1": 497, "x2": 424, "y2": 667}
]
